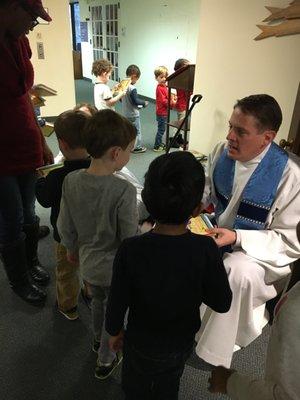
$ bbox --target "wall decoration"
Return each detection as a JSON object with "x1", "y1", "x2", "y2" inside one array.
[{"x1": 255, "y1": 0, "x2": 300, "y2": 40}]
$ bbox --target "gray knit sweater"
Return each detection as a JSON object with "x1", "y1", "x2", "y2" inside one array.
[{"x1": 57, "y1": 170, "x2": 138, "y2": 286}]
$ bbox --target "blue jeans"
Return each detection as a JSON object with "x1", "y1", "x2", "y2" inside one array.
[
  {"x1": 122, "y1": 338, "x2": 193, "y2": 400},
  {"x1": 154, "y1": 115, "x2": 167, "y2": 147},
  {"x1": 128, "y1": 116, "x2": 142, "y2": 149},
  {"x1": 0, "y1": 172, "x2": 37, "y2": 245}
]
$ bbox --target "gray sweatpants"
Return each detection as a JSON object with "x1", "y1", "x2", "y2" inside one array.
[{"x1": 89, "y1": 284, "x2": 115, "y2": 365}]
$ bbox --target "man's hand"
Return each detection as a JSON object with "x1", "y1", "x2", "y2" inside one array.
[
  {"x1": 109, "y1": 330, "x2": 124, "y2": 353},
  {"x1": 207, "y1": 227, "x2": 237, "y2": 247},
  {"x1": 42, "y1": 140, "x2": 54, "y2": 165},
  {"x1": 208, "y1": 366, "x2": 235, "y2": 394}
]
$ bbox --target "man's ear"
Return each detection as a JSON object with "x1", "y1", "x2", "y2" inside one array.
[
  {"x1": 263, "y1": 130, "x2": 276, "y2": 146},
  {"x1": 191, "y1": 203, "x2": 203, "y2": 218}
]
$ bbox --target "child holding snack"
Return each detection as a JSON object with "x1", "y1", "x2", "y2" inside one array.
[{"x1": 92, "y1": 59, "x2": 126, "y2": 110}]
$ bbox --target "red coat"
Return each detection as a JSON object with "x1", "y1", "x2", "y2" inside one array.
[{"x1": 0, "y1": 35, "x2": 43, "y2": 176}]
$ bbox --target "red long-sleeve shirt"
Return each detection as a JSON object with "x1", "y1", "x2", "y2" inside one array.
[{"x1": 155, "y1": 84, "x2": 169, "y2": 117}]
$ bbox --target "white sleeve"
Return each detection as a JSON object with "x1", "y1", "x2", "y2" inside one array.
[
  {"x1": 57, "y1": 179, "x2": 78, "y2": 253},
  {"x1": 103, "y1": 85, "x2": 113, "y2": 100},
  {"x1": 237, "y1": 158, "x2": 300, "y2": 267},
  {"x1": 202, "y1": 142, "x2": 225, "y2": 208}
]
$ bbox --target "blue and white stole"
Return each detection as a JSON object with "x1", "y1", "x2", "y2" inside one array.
[{"x1": 213, "y1": 142, "x2": 288, "y2": 230}]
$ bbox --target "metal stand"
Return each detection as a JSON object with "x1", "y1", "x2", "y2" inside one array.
[{"x1": 166, "y1": 94, "x2": 203, "y2": 154}]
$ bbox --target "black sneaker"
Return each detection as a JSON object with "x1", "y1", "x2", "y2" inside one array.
[
  {"x1": 131, "y1": 147, "x2": 147, "y2": 154},
  {"x1": 153, "y1": 145, "x2": 164, "y2": 152},
  {"x1": 92, "y1": 338, "x2": 100, "y2": 353},
  {"x1": 94, "y1": 352, "x2": 123, "y2": 380},
  {"x1": 58, "y1": 307, "x2": 79, "y2": 321}
]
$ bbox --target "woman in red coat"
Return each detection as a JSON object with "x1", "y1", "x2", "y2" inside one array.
[{"x1": 0, "y1": 0, "x2": 53, "y2": 305}]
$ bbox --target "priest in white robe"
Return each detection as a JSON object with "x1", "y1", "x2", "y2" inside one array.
[{"x1": 196, "y1": 94, "x2": 300, "y2": 368}]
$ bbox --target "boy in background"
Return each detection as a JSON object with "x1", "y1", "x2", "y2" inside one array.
[
  {"x1": 122, "y1": 64, "x2": 148, "y2": 154},
  {"x1": 173, "y1": 58, "x2": 191, "y2": 146},
  {"x1": 57, "y1": 109, "x2": 139, "y2": 379},
  {"x1": 154, "y1": 66, "x2": 175, "y2": 152},
  {"x1": 92, "y1": 59, "x2": 126, "y2": 110},
  {"x1": 106, "y1": 151, "x2": 232, "y2": 399},
  {"x1": 36, "y1": 110, "x2": 90, "y2": 320}
]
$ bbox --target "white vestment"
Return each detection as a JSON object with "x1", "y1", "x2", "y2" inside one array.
[
  {"x1": 196, "y1": 141, "x2": 300, "y2": 367},
  {"x1": 227, "y1": 281, "x2": 300, "y2": 400}
]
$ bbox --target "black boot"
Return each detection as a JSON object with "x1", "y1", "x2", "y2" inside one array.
[
  {"x1": 23, "y1": 220, "x2": 50, "y2": 286},
  {"x1": 0, "y1": 239, "x2": 46, "y2": 305}
]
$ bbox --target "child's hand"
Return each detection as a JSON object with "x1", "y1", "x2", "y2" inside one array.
[
  {"x1": 144, "y1": 101, "x2": 149, "y2": 107},
  {"x1": 109, "y1": 330, "x2": 124, "y2": 353},
  {"x1": 208, "y1": 366, "x2": 235, "y2": 394},
  {"x1": 67, "y1": 250, "x2": 79, "y2": 265},
  {"x1": 36, "y1": 169, "x2": 46, "y2": 178},
  {"x1": 140, "y1": 221, "x2": 153, "y2": 233}
]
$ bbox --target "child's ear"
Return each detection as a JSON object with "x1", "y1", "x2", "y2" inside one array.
[
  {"x1": 58, "y1": 138, "x2": 68, "y2": 152},
  {"x1": 111, "y1": 146, "x2": 121, "y2": 161},
  {"x1": 191, "y1": 203, "x2": 203, "y2": 218}
]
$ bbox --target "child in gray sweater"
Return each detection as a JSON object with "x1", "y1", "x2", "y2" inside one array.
[{"x1": 57, "y1": 109, "x2": 139, "y2": 380}]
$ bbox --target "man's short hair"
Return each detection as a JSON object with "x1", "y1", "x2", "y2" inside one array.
[
  {"x1": 174, "y1": 58, "x2": 190, "y2": 71},
  {"x1": 92, "y1": 59, "x2": 113, "y2": 77},
  {"x1": 142, "y1": 151, "x2": 205, "y2": 224},
  {"x1": 126, "y1": 64, "x2": 141, "y2": 78},
  {"x1": 154, "y1": 66, "x2": 168, "y2": 78},
  {"x1": 54, "y1": 110, "x2": 88, "y2": 149},
  {"x1": 234, "y1": 94, "x2": 282, "y2": 132},
  {"x1": 83, "y1": 109, "x2": 136, "y2": 158}
]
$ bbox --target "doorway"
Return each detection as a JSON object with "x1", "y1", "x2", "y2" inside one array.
[{"x1": 91, "y1": 2, "x2": 120, "y2": 82}]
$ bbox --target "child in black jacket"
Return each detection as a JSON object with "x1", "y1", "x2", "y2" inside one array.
[
  {"x1": 106, "y1": 151, "x2": 232, "y2": 399},
  {"x1": 36, "y1": 109, "x2": 90, "y2": 320}
]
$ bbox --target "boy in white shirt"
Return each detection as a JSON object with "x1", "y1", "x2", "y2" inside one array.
[{"x1": 92, "y1": 59, "x2": 125, "y2": 110}]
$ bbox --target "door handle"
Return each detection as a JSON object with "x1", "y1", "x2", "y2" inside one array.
[{"x1": 279, "y1": 139, "x2": 294, "y2": 149}]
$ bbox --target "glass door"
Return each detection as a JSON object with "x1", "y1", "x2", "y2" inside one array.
[{"x1": 91, "y1": 2, "x2": 119, "y2": 82}]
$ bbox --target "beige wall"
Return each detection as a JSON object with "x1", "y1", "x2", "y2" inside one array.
[
  {"x1": 189, "y1": 0, "x2": 300, "y2": 155},
  {"x1": 28, "y1": 0, "x2": 76, "y2": 117}
]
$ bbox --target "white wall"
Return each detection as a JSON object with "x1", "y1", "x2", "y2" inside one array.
[
  {"x1": 28, "y1": 0, "x2": 76, "y2": 117},
  {"x1": 79, "y1": 0, "x2": 200, "y2": 98},
  {"x1": 189, "y1": 0, "x2": 300, "y2": 154}
]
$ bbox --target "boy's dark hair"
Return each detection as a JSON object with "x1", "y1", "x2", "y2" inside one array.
[
  {"x1": 73, "y1": 103, "x2": 97, "y2": 116},
  {"x1": 126, "y1": 64, "x2": 141, "y2": 78},
  {"x1": 92, "y1": 59, "x2": 113, "y2": 77},
  {"x1": 142, "y1": 151, "x2": 205, "y2": 224},
  {"x1": 174, "y1": 58, "x2": 190, "y2": 71},
  {"x1": 234, "y1": 94, "x2": 282, "y2": 132},
  {"x1": 83, "y1": 109, "x2": 137, "y2": 158},
  {"x1": 54, "y1": 110, "x2": 88, "y2": 149}
]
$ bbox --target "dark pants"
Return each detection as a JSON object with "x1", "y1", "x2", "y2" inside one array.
[
  {"x1": 0, "y1": 172, "x2": 37, "y2": 245},
  {"x1": 122, "y1": 339, "x2": 193, "y2": 400},
  {"x1": 154, "y1": 115, "x2": 167, "y2": 147}
]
